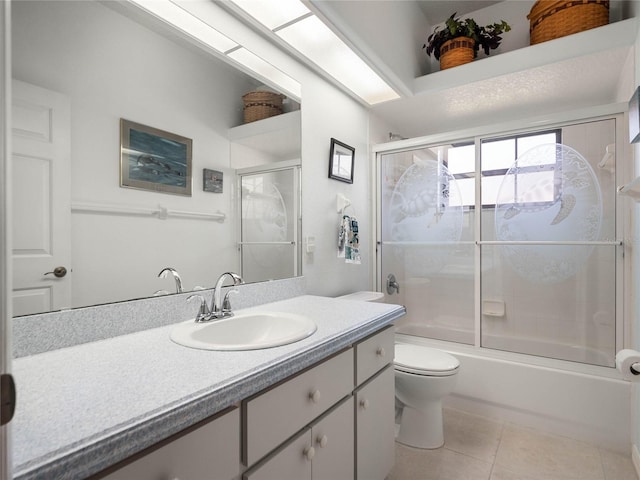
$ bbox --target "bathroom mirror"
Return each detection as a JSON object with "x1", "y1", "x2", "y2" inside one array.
[{"x1": 11, "y1": 0, "x2": 302, "y2": 316}]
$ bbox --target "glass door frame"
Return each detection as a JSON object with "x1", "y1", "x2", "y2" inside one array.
[{"x1": 236, "y1": 159, "x2": 302, "y2": 282}]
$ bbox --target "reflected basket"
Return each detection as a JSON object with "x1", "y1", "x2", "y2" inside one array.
[
  {"x1": 527, "y1": 0, "x2": 609, "y2": 45},
  {"x1": 242, "y1": 91, "x2": 285, "y2": 123}
]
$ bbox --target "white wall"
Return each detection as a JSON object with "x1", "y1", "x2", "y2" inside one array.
[{"x1": 299, "y1": 83, "x2": 372, "y2": 297}]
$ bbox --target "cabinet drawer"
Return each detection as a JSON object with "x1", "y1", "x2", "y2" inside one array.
[
  {"x1": 100, "y1": 407, "x2": 240, "y2": 480},
  {"x1": 355, "y1": 326, "x2": 394, "y2": 385},
  {"x1": 244, "y1": 348, "x2": 354, "y2": 466}
]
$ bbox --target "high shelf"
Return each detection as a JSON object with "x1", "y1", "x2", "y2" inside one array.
[{"x1": 413, "y1": 18, "x2": 638, "y2": 96}]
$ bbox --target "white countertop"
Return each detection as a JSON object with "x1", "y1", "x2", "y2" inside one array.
[{"x1": 12, "y1": 295, "x2": 404, "y2": 479}]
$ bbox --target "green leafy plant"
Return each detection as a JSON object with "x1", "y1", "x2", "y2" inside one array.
[{"x1": 423, "y1": 13, "x2": 511, "y2": 60}]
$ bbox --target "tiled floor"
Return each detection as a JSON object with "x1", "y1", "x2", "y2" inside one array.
[{"x1": 388, "y1": 408, "x2": 638, "y2": 480}]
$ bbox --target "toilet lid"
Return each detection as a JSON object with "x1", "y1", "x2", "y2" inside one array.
[{"x1": 394, "y1": 344, "x2": 460, "y2": 376}]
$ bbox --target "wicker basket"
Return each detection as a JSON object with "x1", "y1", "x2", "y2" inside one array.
[
  {"x1": 242, "y1": 91, "x2": 285, "y2": 123},
  {"x1": 439, "y1": 37, "x2": 475, "y2": 70},
  {"x1": 527, "y1": 0, "x2": 609, "y2": 45}
]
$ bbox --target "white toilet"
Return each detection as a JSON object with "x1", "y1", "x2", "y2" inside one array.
[
  {"x1": 335, "y1": 291, "x2": 460, "y2": 449},
  {"x1": 394, "y1": 343, "x2": 460, "y2": 449}
]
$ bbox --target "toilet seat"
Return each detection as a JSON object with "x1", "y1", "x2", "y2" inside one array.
[{"x1": 394, "y1": 344, "x2": 460, "y2": 377}]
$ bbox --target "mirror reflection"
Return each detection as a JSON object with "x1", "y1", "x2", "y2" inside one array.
[{"x1": 11, "y1": 0, "x2": 302, "y2": 316}]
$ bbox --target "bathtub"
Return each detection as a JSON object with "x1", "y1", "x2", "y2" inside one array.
[{"x1": 396, "y1": 329, "x2": 631, "y2": 453}]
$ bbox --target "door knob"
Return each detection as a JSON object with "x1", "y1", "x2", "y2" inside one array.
[{"x1": 44, "y1": 266, "x2": 67, "y2": 278}]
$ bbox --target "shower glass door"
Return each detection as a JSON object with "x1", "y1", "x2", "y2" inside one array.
[
  {"x1": 379, "y1": 145, "x2": 475, "y2": 344},
  {"x1": 479, "y1": 119, "x2": 618, "y2": 367},
  {"x1": 239, "y1": 166, "x2": 300, "y2": 283},
  {"x1": 378, "y1": 116, "x2": 621, "y2": 367}
]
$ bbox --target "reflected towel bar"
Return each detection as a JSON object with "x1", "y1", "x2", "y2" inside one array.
[
  {"x1": 71, "y1": 202, "x2": 226, "y2": 222},
  {"x1": 238, "y1": 241, "x2": 296, "y2": 245}
]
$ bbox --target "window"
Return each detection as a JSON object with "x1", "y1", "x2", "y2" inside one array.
[{"x1": 445, "y1": 130, "x2": 561, "y2": 207}]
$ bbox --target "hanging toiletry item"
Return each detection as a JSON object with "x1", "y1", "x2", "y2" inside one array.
[
  {"x1": 345, "y1": 216, "x2": 361, "y2": 264},
  {"x1": 338, "y1": 214, "x2": 349, "y2": 258}
]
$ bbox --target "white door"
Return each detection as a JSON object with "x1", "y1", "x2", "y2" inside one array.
[{"x1": 12, "y1": 80, "x2": 71, "y2": 316}]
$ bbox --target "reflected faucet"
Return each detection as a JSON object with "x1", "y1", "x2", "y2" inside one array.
[
  {"x1": 158, "y1": 267, "x2": 183, "y2": 293},
  {"x1": 211, "y1": 272, "x2": 244, "y2": 319}
]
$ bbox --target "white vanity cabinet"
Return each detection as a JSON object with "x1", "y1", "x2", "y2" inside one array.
[
  {"x1": 98, "y1": 407, "x2": 240, "y2": 480},
  {"x1": 243, "y1": 325, "x2": 395, "y2": 480},
  {"x1": 94, "y1": 326, "x2": 395, "y2": 480},
  {"x1": 355, "y1": 327, "x2": 395, "y2": 480}
]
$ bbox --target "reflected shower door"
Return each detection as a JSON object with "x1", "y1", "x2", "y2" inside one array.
[
  {"x1": 239, "y1": 166, "x2": 300, "y2": 283},
  {"x1": 379, "y1": 145, "x2": 475, "y2": 344}
]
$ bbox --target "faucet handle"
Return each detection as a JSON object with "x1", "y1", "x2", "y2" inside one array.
[
  {"x1": 222, "y1": 289, "x2": 239, "y2": 314},
  {"x1": 187, "y1": 294, "x2": 211, "y2": 323}
]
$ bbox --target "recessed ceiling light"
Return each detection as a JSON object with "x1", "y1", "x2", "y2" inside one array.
[
  {"x1": 228, "y1": 0, "x2": 399, "y2": 104},
  {"x1": 277, "y1": 16, "x2": 399, "y2": 104},
  {"x1": 229, "y1": 0, "x2": 310, "y2": 30},
  {"x1": 130, "y1": 0, "x2": 239, "y2": 52}
]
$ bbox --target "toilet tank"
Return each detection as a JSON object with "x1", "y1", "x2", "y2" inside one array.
[{"x1": 337, "y1": 291, "x2": 385, "y2": 302}]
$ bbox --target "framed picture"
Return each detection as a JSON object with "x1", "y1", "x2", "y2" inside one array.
[
  {"x1": 328, "y1": 138, "x2": 355, "y2": 184},
  {"x1": 203, "y1": 168, "x2": 223, "y2": 193},
  {"x1": 120, "y1": 119, "x2": 192, "y2": 196}
]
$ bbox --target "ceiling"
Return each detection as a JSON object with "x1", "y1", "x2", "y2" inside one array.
[{"x1": 415, "y1": 1, "x2": 502, "y2": 24}]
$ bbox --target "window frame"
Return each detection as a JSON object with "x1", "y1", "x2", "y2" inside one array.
[{"x1": 445, "y1": 129, "x2": 562, "y2": 209}]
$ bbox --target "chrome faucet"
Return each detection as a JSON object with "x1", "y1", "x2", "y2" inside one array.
[
  {"x1": 158, "y1": 267, "x2": 183, "y2": 293},
  {"x1": 210, "y1": 272, "x2": 244, "y2": 319}
]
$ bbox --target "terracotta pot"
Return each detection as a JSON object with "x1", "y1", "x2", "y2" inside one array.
[{"x1": 439, "y1": 36, "x2": 475, "y2": 70}]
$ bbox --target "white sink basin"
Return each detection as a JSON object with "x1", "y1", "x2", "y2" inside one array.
[{"x1": 170, "y1": 312, "x2": 317, "y2": 351}]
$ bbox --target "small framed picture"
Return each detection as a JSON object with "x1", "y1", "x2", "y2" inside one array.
[
  {"x1": 203, "y1": 168, "x2": 223, "y2": 193},
  {"x1": 120, "y1": 119, "x2": 192, "y2": 196},
  {"x1": 328, "y1": 138, "x2": 355, "y2": 184}
]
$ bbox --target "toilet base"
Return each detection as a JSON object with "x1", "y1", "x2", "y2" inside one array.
[{"x1": 396, "y1": 402, "x2": 444, "y2": 449}]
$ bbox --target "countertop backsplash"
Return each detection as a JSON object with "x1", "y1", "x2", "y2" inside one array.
[{"x1": 13, "y1": 276, "x2": 306, "y2": 358}]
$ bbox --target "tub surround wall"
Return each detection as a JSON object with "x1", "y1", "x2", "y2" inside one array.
[{"x1": 13, "y1": 277, "x2": 305, "y2": 358}]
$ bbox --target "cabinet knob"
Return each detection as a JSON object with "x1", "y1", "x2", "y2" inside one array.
[
  {"x1": 376, "y1": 347, "x2": 386, "y2": 358},
  {"x1": 360, "y1": 398, "x2": 370, "y2": 410},
  {"x1": 303, "y1": 445, "x2": 315, "y2": 461},
  {"x1": 309, "y1": 389, "x2": 321, "y2": 404},
  {"x1": 316, "y1": 434, "x2": 328, "y2": 448}
]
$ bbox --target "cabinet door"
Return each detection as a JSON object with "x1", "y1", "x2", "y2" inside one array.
[
  {"x1": 312, "y1": 397, "x2": 354, "y2": 480},
  {"x1": 244, "y1": 429, "x2": 313, "y2": 480},
  {"x1": 102, "y1": 408, "x2": 239, "y2": 480},
  {"x1": 356, "y1": 366, "x2": 395, "y2": 480}
]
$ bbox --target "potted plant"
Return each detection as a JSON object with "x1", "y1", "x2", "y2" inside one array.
[{"x1": 423, "y1": 13, "x2": 511, "y2": 70}]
